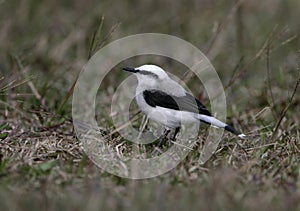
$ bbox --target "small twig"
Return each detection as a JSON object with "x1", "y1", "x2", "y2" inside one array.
[
  {"x1": 136, "y1": 115, "x2": 149, "y2": 141},
  {"x1": 36, "y1": 121, "x2": 66, "y2": 132},
  {"x1": 244, "y1": 124, "x2": 272, "y2": 135},
  {"x1": 236, "y1": 142, "x2": 249, "y2": 157},
  {"x1": 224, "y1": 25, "x2": 279, "y2": 91},
  {"x1": 108, "y1": 110, "x2": 141, "y2": 137},
  {"x1": 170, "y1": 140, "x2": 194, "y2": 150},
  {"x1": 245, "y1": 143, "x2": 277, "y2": 151},
  {"x1": 209, "y1": 25, "x2": 296, "y2": 101},
  {"x1": 253, "y1": 107, "x2": 272, "y2": 120},
  {"x1": 228, "y1": 143, "x2": 237, "y2": 164},
  {"x1": 272, "y1": 62, "x2": 300, "y2": 138},
  {"x1": 269, "y1": 35, "x2": 297, "y2": 54},
  {"x1": 228, "y1": 27, "x2": 295, "y2": 92}
]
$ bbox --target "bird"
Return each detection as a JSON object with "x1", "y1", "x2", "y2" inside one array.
[{"x1": 123, "y1": 64, "x2": 246, "y2": 147}]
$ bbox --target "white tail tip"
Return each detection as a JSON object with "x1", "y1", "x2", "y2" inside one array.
[{"x1": 238, "y1": 133, "x2": 246, "y2": 139}]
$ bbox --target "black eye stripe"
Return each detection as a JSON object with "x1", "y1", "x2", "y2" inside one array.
[{"x1": 139, "y1": 70, "x2": 158, "y2": 78}]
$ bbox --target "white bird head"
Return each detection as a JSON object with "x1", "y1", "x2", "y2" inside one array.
[{"x1": 123, "y1": 64, "x2": 169, "y2": 82}]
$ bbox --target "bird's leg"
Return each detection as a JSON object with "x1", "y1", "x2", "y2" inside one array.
[
  {"x1": 158, "y1": 128, "x2": 171, "y2": 148},
  {"x1": 172, "y1": 127, "x2": 180, "y2": 141}
]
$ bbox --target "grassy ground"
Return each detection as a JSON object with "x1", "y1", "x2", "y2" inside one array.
[{"x1": 1, "y1": 0, "x2": 300, "y2": 210}]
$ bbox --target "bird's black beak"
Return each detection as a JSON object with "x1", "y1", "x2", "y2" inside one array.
[{"x1": 123, "y1": 67, "x2": 139, "y2": 73}]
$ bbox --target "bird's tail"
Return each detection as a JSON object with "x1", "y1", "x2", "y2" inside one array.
[{"x1": 196, "y1": 115, "x2": 246, "y2": 139}]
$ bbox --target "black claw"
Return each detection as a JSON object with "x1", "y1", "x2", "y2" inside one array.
[
  {"x1": 224, "y1": 125, "x2": 241, "y2": 136},
  {"x1": 172, "y1": 127, "x2": 180, "y2": 140},
  {"x1": 157, "y1": 129, "x2": 171, "y2": 148},
  {"x1": 157, "y1": 137, "x2": 165, "y2": 148}
]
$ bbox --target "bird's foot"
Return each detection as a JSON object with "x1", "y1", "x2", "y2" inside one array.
[
  {"x1": 151, "y1": 128, "x2": 171, "y2": 156},
  {"x1": 157, "y1": 128, "x2": 171, "y2": 148},
  {"x1": 152, "y1": 146, "x2": 164, "y2": 157}
]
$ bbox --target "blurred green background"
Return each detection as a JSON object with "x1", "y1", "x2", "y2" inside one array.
[{"x1": 0, "y1": 0, "x2": 300, "y2": 210}]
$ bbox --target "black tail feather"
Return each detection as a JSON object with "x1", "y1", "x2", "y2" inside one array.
[{"x1": 224, "y1": 125, "x2": 241, "y2": 136}]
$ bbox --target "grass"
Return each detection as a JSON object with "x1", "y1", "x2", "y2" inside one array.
[{"x1": 0, "y1": 0, "x2": 300, "y2": 210}]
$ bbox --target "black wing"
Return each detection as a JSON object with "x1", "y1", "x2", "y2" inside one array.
[{"x1": 143, "y1": 89, "x2": 211, "y2": 116}]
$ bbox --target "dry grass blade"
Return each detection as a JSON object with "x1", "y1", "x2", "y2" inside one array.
[
  {"x1": 0, "y1": 75, "x2": 34, "y2": 94},
  {"x1": 88, "y1": 17, "x2": 121, "y2": 59},
  {"x1": 137, "y1": 115, "x2": 149, "y2": 141},
  {"x1": 57, "y1": 20, "x2": 121, "y2": 114},
  {"x1": 57, "y1": 73, "x2": 79, "y2": 115},
  {"x1": 205, "y1": 0, "x2": 245, "y2": 58},
  {"x1": 209, "y1": 25, "x2": 297, "y2": 101},
  {"x1": 0, "y1": 99, "x2": 30, "y2": 120},
  {"x1": 88, "y1": 15, "x2": 105, "y2": 59},
  {"x1": 244, "y1": 124, "x2": 272, "y2": 135},
  {"x1": 266, "y1": 41, "x2": 277, "y2": 120},
  {"x1": 12, "y1": 54, "x2": 47, "y2": 110},
  {"x1": 98, "y1": 22, "x2": 121, "y2": 49}
]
